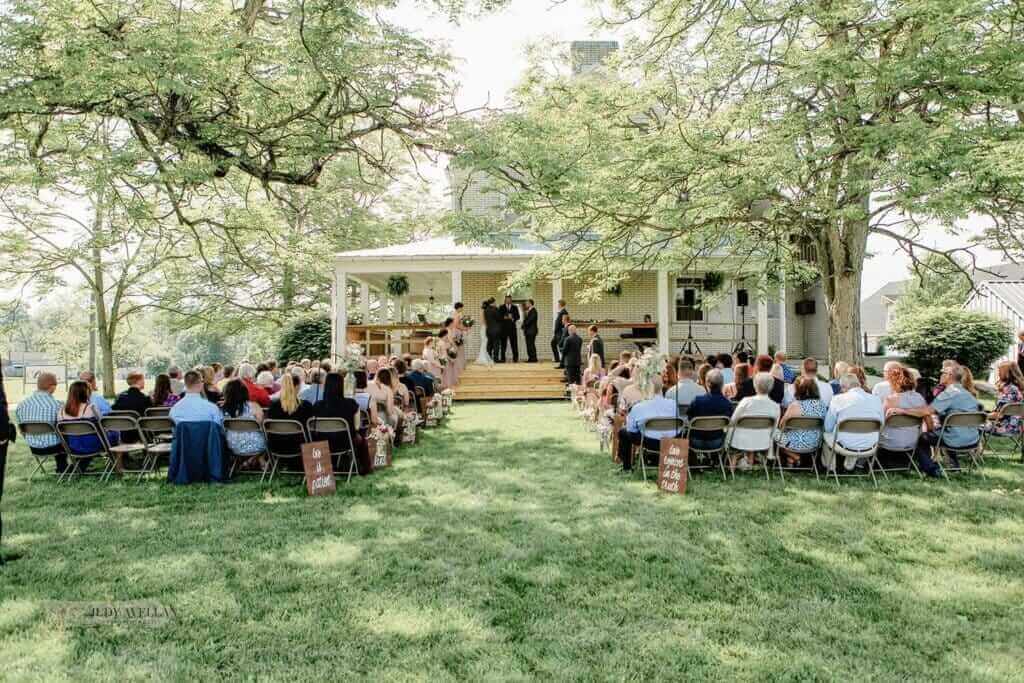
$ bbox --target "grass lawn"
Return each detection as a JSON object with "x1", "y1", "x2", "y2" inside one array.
[{"x1": 1, "y1": 402, "x2": 1023, "y2": 680}]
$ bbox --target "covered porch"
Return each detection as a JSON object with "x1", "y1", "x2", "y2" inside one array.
[{"x1": 331, "y1": 237, "x2": 792, "y2": 363}]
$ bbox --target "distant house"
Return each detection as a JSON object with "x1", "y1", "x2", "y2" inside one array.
[
  {"x1": 964, "y1": 263, "x2": 1024, "y2": 366},
  {"x1": 860, "y1": 280, "x2": 909, "y2": 353}
]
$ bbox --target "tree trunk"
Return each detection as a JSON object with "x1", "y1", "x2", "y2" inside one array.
[
  {"x1": 818, "y1": 208, "x2": 870, "y2": 369},
  {"x1": 91, "y1": 245, "x2": 117, "y2": 398}
]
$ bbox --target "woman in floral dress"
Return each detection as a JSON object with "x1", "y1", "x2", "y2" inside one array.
[{"x1": 986, "y1": 361, "x2": 1024, "y2": 437}]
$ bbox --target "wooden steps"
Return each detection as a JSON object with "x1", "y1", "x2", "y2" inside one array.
[{"x1": 453, "y1": 362, "x2": 567, "y2": 401}]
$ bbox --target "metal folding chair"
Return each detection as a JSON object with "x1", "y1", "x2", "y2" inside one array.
[
  {"x1": 725, "y1": 415, "x2": 777, "y2": 481},
  {"x1": 775, "y1": 416, "x2": 824, "y2": 482},
  {"x1": 222, "y1": 418, "x2": 268, "y2": 478},
  {"x1": 55, "y1": 421, "x2": 117, "y2": 483},
  {"x1": 878, "y1": 414, "x2": 926, "y2": 479},
  {"x1": 983, "y1": 402, "x2": 1024, "y2": 463},
  {"x1": 307, "y1": 417, "x2": 358, "y2": 483},
  {"x1": 684, "y1": 416, "x2": 731, "y2": 478},
  {"x1": 17, "y1": 422, "x2": 66, "y2": 479},
  {"x1": 145, "y1": 406, "x2": 172, "y2": 418},
  {"x1": 822, "y1": 418, "x2": 883, "y2": 487},
  {"x1": 934, "y1": 411, "x2": 988, "y2": 476},
  {"x1": 637, "y1": 417, "x2": 686, "y2": 482},
  {"x1": 138, "y1": 416, "x2": 174, "y2": 477},
  {"x1": 99, "y1": 415, "x2": 150, "y2": 483},
  {"x1": 262, "y1": 419, "x2": 308, "y2": 484},
  {"x1": 106, "y1": 410, "x2": 141, "y2": 419}
]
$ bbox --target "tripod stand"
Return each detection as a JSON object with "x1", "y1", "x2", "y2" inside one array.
[
  {"x1": 732, "y1": 304, "x2": 756, "y2": 356},
  {"x1": 678, "y1": 318, "x2": 703, "y2": 357}
]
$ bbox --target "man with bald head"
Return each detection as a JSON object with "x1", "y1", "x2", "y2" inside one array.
[
  {"x1": 15, "y1": 372, "x2": 67, "y2": 474},
  {"x1": 78, "y1": 370, "x2": 112, "y2": 416}
]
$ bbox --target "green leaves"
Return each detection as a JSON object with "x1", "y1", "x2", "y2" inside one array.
[{"x1": 883, "y1": 307, "x2": 1011, "y2": 378}]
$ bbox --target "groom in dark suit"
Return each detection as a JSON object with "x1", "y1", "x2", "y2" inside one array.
[
  {"x1": 522, "y1": 299, "x2": 539, "y2": 363},
  {"x1": 551, "y1": 299, "x2": 569, "y2": 367},
  {"x1": 498, "y1": 295, "x2": 520, "y2": 363},
  {"x1": 483, "y1": 299, "x2": 501, "y2": 361}
]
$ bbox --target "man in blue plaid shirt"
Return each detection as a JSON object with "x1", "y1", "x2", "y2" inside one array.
[{"x1": 14, "y1": 372, "x2": 67, "y2": 473}]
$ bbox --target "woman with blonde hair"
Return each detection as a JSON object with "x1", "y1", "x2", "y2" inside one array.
[
  {"x1": 582, "y1": 353, "x2": 605, "y2": 387},
  {"x1": 266, "y1": 373, "x2": 313, "y2": 464},
  {"x1": 421, "y1": 336, "x2": 445, "y2": 380}
]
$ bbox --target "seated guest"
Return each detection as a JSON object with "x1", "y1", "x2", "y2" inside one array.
[
  {"x1": 15, "y1": 372, "x2": 67, "y2": 473},
  {"x1": 351, "y1": 371, "x2": 377, "y2": 424},
  {"x1": 366, "y1": 358, "x2": 379, "y2": 381},
  {"x1": 221, "y1": 379, "x2": 266, "y2": 464},
  {"x1": 724, "y1": 362, "x2": 750, "y2": 400},
  {"x1": 393, "y1": 360, "x2": 417, "y2": 399},
  {"x1": 201, "y1": 366, "x2": 223, "y2": 404},
  {"x1": 686, "y1": 369, "x2": 734, "y2": 452},
  {"x1": 617, "y1": 372, "x2": 644, "y2": 412},
  {"x1": 718, "y1": 354, "x2": 735, "y2": 385},
  {"x1": 239, "y1": 363, "x2": 270, "y2": 408},
  {"x1": 151, "y1": 373, "x2": 181, "y2": 408},
  {"x1": 582, "y1": 353, "x2": 605, "y2": 388},
  {"x1": 79, "y1": 371, "x2": 111, "y2": 415},
  {"x1": 736, "y1": 351, "x2": 750, "y2": 365},
  {"x1": 256, "y1": 370, "x2": 277, "y2": 400},
  {"x1": 737, "y1": 355, "x2": 785, "y2": 403},
  {"x1": 830, "y1": 361, "x2": 850, "y2": 395},
  {"x1": 773, "y1": 351, "x2": 797, "y2": 383},
  {"x1": 170, "y1": 371, "x2": 224, "y2": 425},
  {"x1": 113, "y1": 372, "x2": 153, "y2": 416},
  {"x1": 616, "y1": 377, "x2": 678, "y2": 472},
  {"x1": 783, "y1": 357, "x2": 834, "y2": 408},
  {"x1": 168, "y1": 366, "x2": 185, "y2": 395},
  {"x1": 696, "y1": 362, "x2": 712, "y2": 390},
  {"x1": 961, "y1": 367, "x2": 981, "y2": 404},
  {"x1": 421, "y1": 337, "x2": 444, "y2": 378},
  {"x1": 59, "y1": 380, "x2": 116, "y2": 459},
  {"x1": 776, "y1": 377, "x2": 827, "y2": 466},
  {"x1": 823, "y1": 373, "x2": 884, "y2": 472},
  {"x1": 661, "y1": 355, "x2": 679, "y2": 391},
  {"x1": 369, "y1": 368, "x2": 399, "y2": 429},
  {"x1": 407, "y1": 360, "x2": 435, "y2": 398},
  {"x1": 666, "y1": 358, "x2": 706, "y2": 407},
  {"x1": 920, "y1": 365, "x2": 983, "y2": 467},
  {"x1": 730, "y1": 372, "x2": 781, "y2": 468},
  {"x1": 986, "y1": 361, "x2": 1024, "y2": 437},
  {"x1": 313, "y1": 372, "x2": 371, "y2": 475},
  {"x1": 299, "y1": 368, "x2": 325, "y2": 405},
  {"x1": 879, "y1": 366, "x2": 941, "y2": 477},
  {"x1": 848, "y1": 365, "x2": 868, "y2": 390},
  {"x1": 383, "y1": 364, "x2": 412, "y2": 411},
  {"x1": 217, "y1": 365, "x2": 236, "y2": 392},
  {"x1": 211, "y1": 362, "x2": 224, "y2": 384},
  {"x1": 871, "y1": 360, "x2": 902, "y2": 401},
  {"x1": 265, "y1": 373, "x2": 312, "y2": 462}
]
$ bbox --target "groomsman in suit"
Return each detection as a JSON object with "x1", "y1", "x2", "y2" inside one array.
[
  {"x1": 561, "y1": 325, "x2": 584, "y2": 385},
  {"x1": 552, "y1": 300, "x2": 569, "y2": 368},
  {"x1": 484, "y1": 299, "x2": 501, "y2": 361},
  {"x1": 586, "y1": 325, "x2": 605, "y2": 367},
  {"x1": 522, "y1": 299, "x2": 539, "y2": 363},
  {"x1": 498, "y1": 295, "x2": 520, "y2": 363}
]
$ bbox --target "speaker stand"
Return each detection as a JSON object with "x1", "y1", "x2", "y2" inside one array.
[
  {"x1": 732, "y1": 305, "x2": 756, "y2": 355},
  {"x1": 678, "y1": 319, "x2": 702, "y2": 357}
]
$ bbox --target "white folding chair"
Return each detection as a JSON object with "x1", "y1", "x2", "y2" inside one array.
[
  {"x1": 775, "y1": 416, "x2": 824, "y2": 483},
  {"x1": 878, "y1": 414, "x2": 926, "y2": 479},
  {"x1": 725, "y1": 415, "x2": 777, "y2": 481},
  {"x1": 822, "y1": 418, "x2": 883, "y2": 487}
]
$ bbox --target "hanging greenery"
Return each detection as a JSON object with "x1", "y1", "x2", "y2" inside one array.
[
  {"x1": 702, "y1": 271, "x2": 724, "y2": 293},
  {"x1": 386, "y1": 274, "x2": 410, "y2": 297},
  {"x1": 605, "y1": 283, "x2": 623, "y2": 297}
]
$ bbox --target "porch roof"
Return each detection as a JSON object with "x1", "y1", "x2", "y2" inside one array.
[{"x1": 335, "y1": 236, "x2": 549, "y2": 262}]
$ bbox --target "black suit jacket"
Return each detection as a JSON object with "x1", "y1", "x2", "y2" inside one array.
[
  {"x1": 499, "y1": 303, "x2": 520, "y2": 328},
  {"x1": 522, "y1": 307, "x2": 538, "y2": 336},
  {"x1": 484, "y1": 305, "x2": 501, "y2": 334},
  {"x1": 553, "y1": 308, "x2": 568, "y2": 337},
  {"x1": 738, "y1": 377, "x2": 785, "y2": 404},
  {"x1": 113, "y1": 387, "x2": 153, "y2": 415},
  {"x1": 562, "y1": 334, "x2": 584, "y2": 367},
  {"x1": 588, "y1": 335, "x2": 605, "y2": 366}
]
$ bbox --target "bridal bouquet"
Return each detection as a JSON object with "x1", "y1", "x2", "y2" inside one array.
[{"x1": 462, "y1": 316, "x2": 475, "y2": 328}]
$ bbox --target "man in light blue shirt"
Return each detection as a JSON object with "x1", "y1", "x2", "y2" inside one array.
[
  {"x1": 299, "y1": 369, "x2": 325, "y2": 405},
  {"x1": 929, "y1": 366, "x2": 982, "y2": 448},
  {"x1": 617, "y1": 377, "x2": 682, "y2": 472},
  {"x1": 15, "y1": 372, "x2": 69, "y2": 473},
  {"x1": 79, "y1": 371, "x2": 112, "y2": 415},
  {"x1": 665, "y1": 358, "x2": 705, "y2": 408},
  {"x1": 824, "y1": 374, "x2": 884, "y2": 471},
  {"x1": 170, "y1": 371, "x2": 223, "y2": 426}
]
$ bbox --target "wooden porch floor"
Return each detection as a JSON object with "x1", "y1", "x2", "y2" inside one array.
[{"x1": 453, "y1": 362, "x2": 567, "y2": 401}]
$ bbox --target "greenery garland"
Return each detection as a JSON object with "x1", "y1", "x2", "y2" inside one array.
[{"x1": 702, "y1": 271, "x2": 724, "y2": 293}]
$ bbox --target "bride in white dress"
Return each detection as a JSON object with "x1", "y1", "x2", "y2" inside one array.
[{"x1": 476, "y1": 300, "x2": 493, "y2": 366}]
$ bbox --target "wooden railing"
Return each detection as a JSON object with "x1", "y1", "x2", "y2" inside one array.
[{"x1": 347, "y1": 324, "x2": 444, "y2": 357}]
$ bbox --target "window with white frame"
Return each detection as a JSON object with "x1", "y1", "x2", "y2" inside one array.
[{"x1": 675, "y1": 277, "x2": 704, "y2": 321}]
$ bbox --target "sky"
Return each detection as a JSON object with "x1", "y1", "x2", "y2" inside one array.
[{"x1": 389, "y1": 0, "x2": 1006, "y2": 300}]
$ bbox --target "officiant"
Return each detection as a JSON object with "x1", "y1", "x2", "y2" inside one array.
[
  {"x1": 483, "y1": 298, "x2": 501, "y2": 361},
  {"x1": 498, "y1": 295, "x2": 520, "y2": 363}
]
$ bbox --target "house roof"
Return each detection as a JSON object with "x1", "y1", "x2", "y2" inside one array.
[
  {"x1": 335, "y1": 236, "x2": 549, "y2": 260},
  {"x1": 976, "y1": 262, "x2": 1024, "y2": 283},
  {"x1": 976, "y1": 280, "x2": 1024, "y2": 318}
]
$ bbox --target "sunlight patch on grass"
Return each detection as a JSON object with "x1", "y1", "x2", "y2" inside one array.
[
  {"x1": 345, "y1": 503, "x2": 384, "y2": 522},
  {"x1": 357, "y1": 599, "x2": 492, "y2": 640},
  {"x1": 287, "y1": 538, "x2": 362, "y2": 568}
]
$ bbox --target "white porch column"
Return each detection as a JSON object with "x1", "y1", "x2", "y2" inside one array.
[
  {"x1": 656, "y1": 270, "x2": 670, "y2": 354},
  {"x1": 334, "y1": 269, "x2": 348, "y2": 358},
  {"x1": 451, "y1": 270, "x2": 463, "y2": 306},
  {"x1": 552, "y1": 277, "x2": 563, "y2": 318},
  {"x1": 360, "y1": 281, "x2": 370, "y2": 324},
  {"x1": 779, "y1": 282, "x2": 788, "y2": 354},
  {"x1": 757, "y1": 288, "x2": 769, "y2": 355}
]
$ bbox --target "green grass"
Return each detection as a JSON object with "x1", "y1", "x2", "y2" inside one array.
[{"x1": 1, "y1": 402, "x2": 1023, "y2": 681}]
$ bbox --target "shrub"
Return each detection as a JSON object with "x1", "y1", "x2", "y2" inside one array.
[
  {"x1": 882, "y1": 307, "x2": 1010, "y2": 379},
  {"x1": 278, "y1": 316, "x2": 332, "y2": 363}
]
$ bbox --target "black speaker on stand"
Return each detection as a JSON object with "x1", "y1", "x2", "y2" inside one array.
[
  {"x1": 678, "y1": 289, "x2": 703, "y2": 357},
  {"x1": 732, "y1": 288, "x2": 756, "y2": 355}
]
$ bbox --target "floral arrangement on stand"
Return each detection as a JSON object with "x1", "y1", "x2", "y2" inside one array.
[
  {"x1": 373, "y1": 423, "x2": 395, "y2": 444},
  {"x1": 634, "y1": 347, "x2": 667, "y2": 398},
  {"x1": 335, "y1": 342, "x2": 365, "y2": 373},
  {"x1": 441, "y1": 388, "x2": 454, "y2": 412}
]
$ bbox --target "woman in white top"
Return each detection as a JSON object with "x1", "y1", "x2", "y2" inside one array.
[
  {"x1": 367, "y1": 367, "x2": 398, "y2": 428},
  {"x1": 421, "y1": 336, "x2": 444, "y2": 378},
  {"x1": 729, "y1": 372, "x2": 781, "y2": 467}
]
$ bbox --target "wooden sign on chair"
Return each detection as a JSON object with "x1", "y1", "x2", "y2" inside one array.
[
  {"x1": 301, "y1": 440, "x2": 336, "y2": 497},
  {"x1": 657, "y1": 438, "x2": 689, "y2": 495}
]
